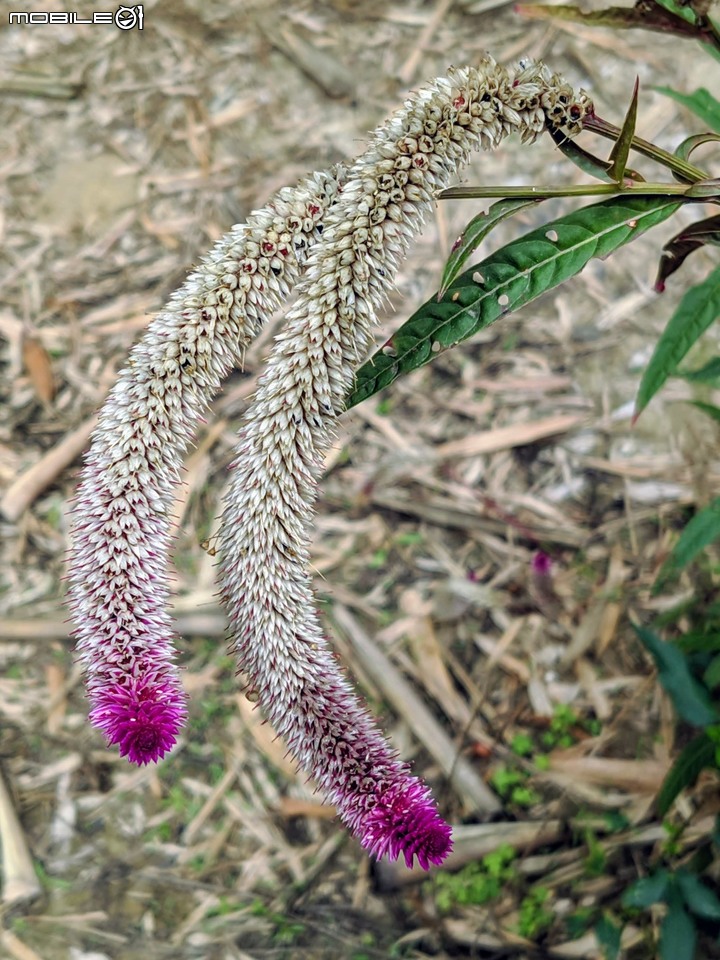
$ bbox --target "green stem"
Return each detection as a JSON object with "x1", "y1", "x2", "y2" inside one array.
[{"x1": 439, "y1": 182, "x2": 699, "y2": 200}]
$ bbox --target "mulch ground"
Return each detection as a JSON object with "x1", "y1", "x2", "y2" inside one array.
[{"x1": 1, "y1": 1, "x2": 719, "y2": 958}]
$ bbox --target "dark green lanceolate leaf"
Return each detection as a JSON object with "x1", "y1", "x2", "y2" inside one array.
[
  {"x1": 654, "y1": 86, "x2": 720, "y2": 133},
  {"x1": 660, "y1": 900, "x2": 697, "y2": 960},
  {"x1": 607, "y1": 78, "x2": 639, "y2": 183},
  {"x1": 634, "y1": 626, "x2": 718, "y2": 726},
  {"x1": 594, "y1": 914, "x2": 622, "y2": 960},
  {"x1": 622, "y1": 870, "x2": 671, "y2": 908},
  {"x1": 657, "y1": 733, "x2": 716, "y2": 814},
  {"x1": 655, "y1": 215, "x2": 720, "y2": 291},
  {"x1": 686, "y1": 400, "x2": 720, "y2": 423},
  {"x1": 677, "y1": 356, "x2": 720, "y2": 383},
  {"x1": 678, "y1": 871, "x2": 720, "y2": 920},
  {"x1": 635, "y1": 264, "x2": 720, "y2": 418},
  {"x1": 658, "y1": 496, "x2": 720, "y2": 581},
  {"x1": 345, "y1": 196, "x2": 681, "y2": 409},
  {"x1": 439, "y1": 199, "x2": 542, "y2": 298}
]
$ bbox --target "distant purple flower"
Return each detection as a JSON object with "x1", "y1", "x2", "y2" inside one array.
[{"x1": 532, "y1": 551, "x2": 553, "y2": 577}]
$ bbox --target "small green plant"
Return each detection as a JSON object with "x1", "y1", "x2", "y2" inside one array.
[
  {"x1": 432, "y1": 843, "x2": 517, "y2": 913},
  {"x1": 510, "y1": 732, "x2": 535, "y2": 757},
  {"x1": 542, "y1": 704, "x2": 580, "y2": 749},
  {"x1": 518, "y1": 886, "x2": 554, "y2": 939},
  {"x1": 490, "y1": 764, "x2": 541, "y2": 808}
]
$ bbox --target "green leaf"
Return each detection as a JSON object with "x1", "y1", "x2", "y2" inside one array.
[
  {"x1": 439, "y1": 199, "x2": 542, "y2": 298},
  {"x1": 703, "y1": 653, "x2": 720, "y2": 690},
  {"x1": 634, "y1": 626, "x2": 718, "y2": 726},
  {"x1": 675, "y1": 132, "x2": 720, "y2": 163},
  {"x1": 655, "y1": 214, "x2": 720, "y2": 291},
  {"x1": 654, "y1": 86, "x2": 720, "y2": 133},
  {"x1": 635, "y1": 265, "x2": 720, "y2": 418},
  {"x1": 657, "y1": 733, "x2": 716, "y2": 815},
  {"x1": 548, "y1": 124, "x2": 617, "y2": 182},
  {"x1": 595, "y1": 914, "x2": 622, "y2": 960},
  {"x1": 346, "y1": 196, "x2": 681, "y2": 409},
  {"x1": 660, "y1": 900, "x2": 697, "y2": 960},
  {"x1": 684, "y1": 177, "x2": 720, "y2": 199},
  {"x1": 677, "y1": 356, "x2": 720, "y2": 384},
  {"x1": 660, "y1": 497, "x2": 720, "y2": 578},
  {"x1": 608, "y1": 78, "x2": 639, "y2": 182},
  {"x1": 678, "y1": 871, "x2": 720, "y2": 920},
  {"x1": 686, "y1": 400, "x2": 720, "y2": 424},
  {"x1": 622, "y1": 870, "x2": 671, "y2": 908}
]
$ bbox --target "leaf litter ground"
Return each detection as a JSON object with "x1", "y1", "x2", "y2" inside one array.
[{"x1": 0, "y1": 1, "x2": 719, "y2": 958}]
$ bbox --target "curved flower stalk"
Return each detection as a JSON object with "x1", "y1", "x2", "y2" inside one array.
[
  {"x1": 68, "y1": 167, "x2": 346, "y2": 764},
  {"x1": 218, "y1": 57, "x2": 592, "y2": 866}
]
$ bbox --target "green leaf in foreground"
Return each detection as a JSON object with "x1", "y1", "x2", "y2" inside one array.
[
  {"x1": 439, "y1": 198, "x2": 542, "y2": 298},
  {"x1": 686, "y1": 399, "x2": 720, "y2": 424},
  {"x1": 678, "y1": 871, "x2": 720, "y2": 920},
  {"x1": 622, "y1": 870, "x2": 671, "y2": 908},
  {"x1": 658, "y1": 496, "x2": 720, "y2": 582},
  {"x1": 657, "y1": 733, "x2": 716, "y2": 814},
  {"x1": 635, "y1": 264, "x2": 720, "y2": 418},
  {"x1": 677, "y1": 356, "x2": 720, "y2": 383},
  {"x1": 345, "y1": 196, "x2": 680, "y2": 409},
  {"x1": 594, "y1": 914, "x2": 622, "y2": 960},
  {"x1": 660, "y1": 899, "x2": 696, "y2": 960},
  {"x1": 634, "y1": 626, "x2": 718, "y2": 727},
  {"x1": 654, "y1": 86, "x2": 720, "y2": 133}
]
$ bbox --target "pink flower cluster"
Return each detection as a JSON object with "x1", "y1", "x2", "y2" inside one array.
[{"x1": 69, "y1": 58, "x2": 591, "y2": 866}]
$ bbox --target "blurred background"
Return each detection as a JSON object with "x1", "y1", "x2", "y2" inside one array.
[{"x1": 1, "y1": 1, "x2": 719, "y2": 958}]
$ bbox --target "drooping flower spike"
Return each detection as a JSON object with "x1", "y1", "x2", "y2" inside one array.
[
  {"x1": 68, "y1": 168, "x2": 346, "y2": 764},
  {"x1": 217, "y1": 57, "x2": 591, "y2": 867}
]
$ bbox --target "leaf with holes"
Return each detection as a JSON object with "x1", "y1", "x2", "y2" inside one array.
[
  {"x1": 439, "y1": 198, "x2": 542, "y2": 298},
  {"x1": 345, "y1": 195, "x2": 681, "y2": 409}
]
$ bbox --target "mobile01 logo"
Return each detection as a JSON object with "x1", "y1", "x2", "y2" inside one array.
[{"x1": 9, "y1": 4, "x2": 144, "y2": 29}]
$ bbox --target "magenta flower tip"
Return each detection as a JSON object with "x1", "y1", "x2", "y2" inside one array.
[
  {"x1": 531, "y1": 550, "x2": 553, "y2": 577},
  {"x1": 89, "y1": 680, "x2": 187, "y2": 765},
  {"x1": 360, "y1": 782, "x2": 453, "y2": 870}
]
